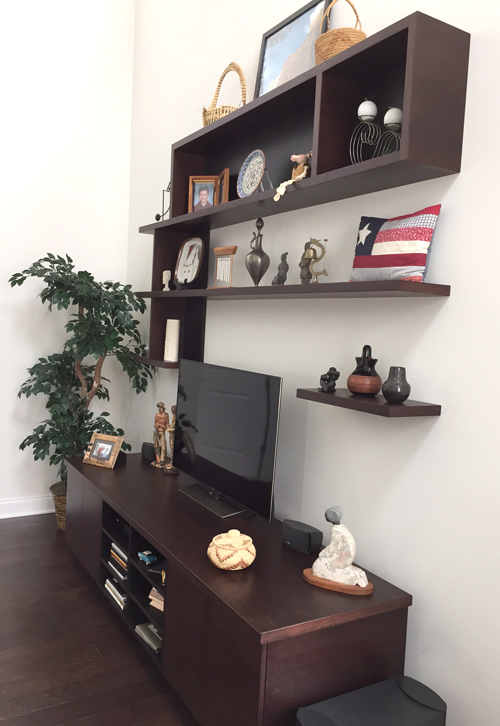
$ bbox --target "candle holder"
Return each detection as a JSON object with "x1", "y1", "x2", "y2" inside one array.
[
  {"x1": 372, "y1": 107, "x2": 402, "y2": 158},
  {"x1": 349, "y1": 102, "x2": 403, "y2": 163}
]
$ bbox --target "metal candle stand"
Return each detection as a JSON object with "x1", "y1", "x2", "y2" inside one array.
[{"x1": 349, "y1": 101, "x2": 402, "y2": 164}]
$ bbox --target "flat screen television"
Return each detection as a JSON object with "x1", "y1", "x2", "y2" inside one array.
[{"x1": 173, "y1": 359, "x2": 282, "y2": 520}]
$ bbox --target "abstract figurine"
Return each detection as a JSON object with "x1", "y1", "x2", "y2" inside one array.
[
  {"x1": 271, "y1": 252, "x2": 289, "y2": 285},
  {"x1": 308, "y1": 238, "x2": 328, "y2": 283},
  {"x1": 162, "y1": 270, "x2": 171, "y2": 291},
  {"x1": 299, "y1": 241, "x2": 314, "y2": 284},
  {"x1": 319, "y1": 367, "x2": 340, "y2": 393}
]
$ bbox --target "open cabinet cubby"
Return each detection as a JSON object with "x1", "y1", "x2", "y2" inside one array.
[
  {"x1": 136, "y1": 11, "x2": 469, "y2": 385},
  {"x1": 99, "y1": 502, "x2": 165, "y2": 669}
]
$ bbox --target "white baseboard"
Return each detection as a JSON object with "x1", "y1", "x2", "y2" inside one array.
[{"x1": 0, "y1": 496, "x2": 54, "y2": 519}]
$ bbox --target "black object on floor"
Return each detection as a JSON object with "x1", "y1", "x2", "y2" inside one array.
[{"x1": 296, "y1": 676, "x2": 446, "y2": 725}]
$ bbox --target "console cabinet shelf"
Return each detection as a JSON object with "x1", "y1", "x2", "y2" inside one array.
[
  {"x1": 66, "y1": 455, "x2": 412, "y2": 726},
  {"x1": 297, "y1": 387, "x2": 441, "y2": 417},
  {"x1": 138, "y1": 11, "x2": 468, "y2": 366}
]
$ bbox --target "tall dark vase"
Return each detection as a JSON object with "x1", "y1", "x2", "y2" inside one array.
[
  {"x1": 245, "y1": 218, "x2": 270, "y2": 286},
  {"x1": 382, "y1": 366, "x2": 411, "y2": 403}
]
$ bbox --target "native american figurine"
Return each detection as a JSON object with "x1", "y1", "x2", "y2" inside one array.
[
  {"x1": 152, "y1": 402, "x2": 168, "y2": 467},
  {"x1": 311, "y1": 507, "x2": 368, "y2": 588},
  {"x1": 164, "y1": 405, "x2": 179, "y2": 475}
]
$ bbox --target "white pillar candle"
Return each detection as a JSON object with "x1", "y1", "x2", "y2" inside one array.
[
  {"x1": 164, "y1": 319, "x2": 180, "y2": 362},
  {"x1": 357, "y1": 100, "x2": 377, "y2": 122},
  {"x1": 384, "y1": 107, "x2": 403, "y2": 131}
]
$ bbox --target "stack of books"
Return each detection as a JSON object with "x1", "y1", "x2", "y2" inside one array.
[
  {"x1": 108, "y1": 542, "x2": 128, "y2": 581},
  {"x1": 149, "y1": 587, "x2": 164, "y2": 612},
  {"x1": 105, "y1": 578, "x2": 127, "y2": 610},
  {"x1": 135, "y1": 622, "x2": 162, "y2": 653}
]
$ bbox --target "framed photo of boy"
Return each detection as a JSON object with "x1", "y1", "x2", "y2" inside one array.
[
  {"x1": 188, "y1": 176, "x2": 218, "y2": 213},
  {"x1": 83, "y1": 433, "x2": 123, "y2": 469}
]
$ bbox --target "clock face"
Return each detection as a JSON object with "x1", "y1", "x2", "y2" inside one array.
[{"x1": 237, "y1": 150, "x2": 265, "y2": 198}]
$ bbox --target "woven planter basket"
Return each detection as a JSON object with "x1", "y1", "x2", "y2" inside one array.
[
  {"x1": 315, "y1": 0, "x2": 366, "y2": 65},
  {"x1": 50, "y1": 482, "x2": 66, "y2": 531},
  {"x1": 202, "y1": 62, "x2": 246, "y2": 127}
]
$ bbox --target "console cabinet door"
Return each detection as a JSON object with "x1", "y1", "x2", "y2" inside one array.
[
  {"x1": 164, "y1": 564, "x2": 264, "y2": 726},
  {"x1": 66, "y1": 470, "x2": 102, "y2": 583}
]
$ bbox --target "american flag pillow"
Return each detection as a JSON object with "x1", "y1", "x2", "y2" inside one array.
[{"x1": 350, "y1": 204, "x2": 441, "y2": 282}]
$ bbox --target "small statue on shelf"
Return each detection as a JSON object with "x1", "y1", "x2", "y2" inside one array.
[
  {"x1": 308, "y1": 238, "x2": 328, "y2": 284},
  {"x1": 271, "y1": 252, "x2": 289, "y2": 285},
  {"x1": 273, "y1": 151, "x2": 312, "y2": 202},
  {"x1": 319, "y1": 367, "x2": 340, "y2": 393},
  {"x1": 152, "y1": 402, "x2": 169, "y2": 468},
  {"x1": 299, "y1": 241, "x2": 314, "y2": 284},
  {"x1": 347, "y1": 344, "x2": 382, "y2": 396},
  {"x1": 164, "y1": 405, "x2": 179, "y2": 476},
  {"x1": 303, "y1": 507, "x2": 373, "y2": 595},
  {"x1": 162, "y1": 270, "x2": 171, "y2": 291}
]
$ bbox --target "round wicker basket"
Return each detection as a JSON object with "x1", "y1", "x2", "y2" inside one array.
[
  {"x1": 202, "y1": 62, "x2": 246, "y2": 127},
  {"x1": 50, "y1": 482, "x2": 66, "y2": 531},
  {"x1": 315, "y1": 0, "x2": 366, "y2": 65}
]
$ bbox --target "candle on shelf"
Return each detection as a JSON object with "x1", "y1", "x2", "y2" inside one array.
[
  {"x1": 384, "y1": 107, "x2": 403, "y2": 131},
  {"x1": 357, "y1": 100, "x2": 377, "y2": 122},
  {"x1": 164, "y1": 319, "x2": 180, "y2": 362}
]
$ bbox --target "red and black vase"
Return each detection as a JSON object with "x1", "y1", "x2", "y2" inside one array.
[{"x1": 347, "y1": 344, "x2": 382, "y2": 396}]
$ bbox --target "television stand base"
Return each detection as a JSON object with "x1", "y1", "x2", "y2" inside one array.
[{"x1": 179, "y1": 481, "x2": 248, "y2": 519}]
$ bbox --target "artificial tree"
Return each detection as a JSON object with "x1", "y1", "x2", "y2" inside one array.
[{"x1": 10, "y1": 254, "x2": 153, "y2": 502}]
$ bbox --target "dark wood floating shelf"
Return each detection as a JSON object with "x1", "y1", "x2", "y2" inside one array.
[
  {"x1": 137, "y1": 280, "x2": 450, "y2": 301},
  {"x1": 133, "y1": 355, "x2": 178, "y2": 370},
  {"x1": 297, "y1": 388, "x2": 441, "y2": 417}
]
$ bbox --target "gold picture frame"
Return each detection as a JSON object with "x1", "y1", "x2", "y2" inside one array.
[
  {"x1": 218, "y1": 168, "x2": 230, "y2": 204},
  {"x1": 188, "y1": 175, "x2": 219, "y2": 213},
  {"x1": 83, "y1": 433, "x2": 123, "y2": 469}
]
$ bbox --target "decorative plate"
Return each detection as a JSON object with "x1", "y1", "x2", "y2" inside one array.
[{"x1": 237, "y1": 149, "x2": 265, "y2": 198}]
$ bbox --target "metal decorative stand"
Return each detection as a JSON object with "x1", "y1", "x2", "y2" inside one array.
[
  {"x1": 349, "y1": 101, "x2": 402, "y2": 164},
  {"x1": 155, "y1": 181, "x2": 172, "y2": 221}
]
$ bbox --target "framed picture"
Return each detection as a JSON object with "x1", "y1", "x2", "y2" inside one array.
[
  {"x1": 83, "y1": 433, "x2": 123, "y2": 469},
  {"x1": 254, "y1": 0, "x2": 328, "y2": 98},
  {"x1": 218, "y1": 168, "x2": 230, "y2": 204},
  {"x1": 174, "y1": 237, "x2": 204, "y2": 286},
  {"x1": 188, "y1": 176, "x2": 218, "y2": 213}
]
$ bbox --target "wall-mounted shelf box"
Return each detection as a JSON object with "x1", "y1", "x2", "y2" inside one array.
[{"x1": 138, "y1": 11, "x2": 469, "y2": 365}]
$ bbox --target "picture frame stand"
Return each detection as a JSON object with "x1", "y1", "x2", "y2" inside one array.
[
  {"x1": 209, "y1": 246, "x2": 238, "y2": 288},
  {"x1": 259, "y1": 169, "x2": 274, "y2": 192}
]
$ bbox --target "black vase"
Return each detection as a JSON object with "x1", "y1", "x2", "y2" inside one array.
[
  {"x1": 245, "y1": 218, "x2": 270, "y2": 286},
  {"x1": 382, "y1": 366, "x2": 411, "y2": 403}
]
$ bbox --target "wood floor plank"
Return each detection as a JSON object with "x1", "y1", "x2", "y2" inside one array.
[{"x1": 0, "y1": 513, "x2": 198, "y2": 726}]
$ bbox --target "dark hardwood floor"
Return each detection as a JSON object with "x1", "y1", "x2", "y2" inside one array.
[{"x1": 0, "y1": 513, "x2": 198, "y2": 725}]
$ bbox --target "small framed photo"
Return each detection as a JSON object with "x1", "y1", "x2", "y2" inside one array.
[
  {"x1": 218, "y1": 168, "x2": 230, "y2": 204},
  {"x1": 188, "y1": 176, "x2": 218, "y2": 213},
  {"x1": 254, "y1": 0, "x2": 328, "y2": 98},
  {"x1": 174, "y1": 237, "x2": 204, "y2": 286},
  {"x1": 83, "y1": 433, "x2": 123, "y2": 469}
]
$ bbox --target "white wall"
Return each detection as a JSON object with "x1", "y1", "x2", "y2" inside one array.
[
  {"x1": 126, "y1": 2, "x2": 500, "y2": 724},
  {"x1": 0, "y1": 1, "x2": 136, "y2": 514}
]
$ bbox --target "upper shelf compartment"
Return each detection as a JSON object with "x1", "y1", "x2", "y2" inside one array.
[{"x1": 139, "y1": 12, "x2": 469, "y2": 237}]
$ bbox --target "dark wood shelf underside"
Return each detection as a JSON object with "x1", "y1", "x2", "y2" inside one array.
[
  {"x1": 136, "y1": 280, "x2": 450, "y2": 301},
  {"x1": 297, "y1": 388, "x2": 441, "y2": 417}
]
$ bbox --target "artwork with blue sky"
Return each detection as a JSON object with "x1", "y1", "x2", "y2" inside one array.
[{"x1": 258, "y1": 2, "x2": 324, "y2": 96}]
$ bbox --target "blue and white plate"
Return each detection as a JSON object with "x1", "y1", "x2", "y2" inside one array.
[{"x1": 237, "y1": 149, "x2": 266, "y2": 198}]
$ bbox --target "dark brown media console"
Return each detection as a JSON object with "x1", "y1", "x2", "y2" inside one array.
[{"x1": 66, "y1": 454, "x2": 412, "y2": 726}]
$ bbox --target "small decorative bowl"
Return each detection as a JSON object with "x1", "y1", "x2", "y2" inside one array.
[{"x1": 207, "y1": 529, "x2": 256, "y2": 570}]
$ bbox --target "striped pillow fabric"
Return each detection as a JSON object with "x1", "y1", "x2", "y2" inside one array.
[{"x1": 350, "y1": 204, "x2": 441, "y2": 282}]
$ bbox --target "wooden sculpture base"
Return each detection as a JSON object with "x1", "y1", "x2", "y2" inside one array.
[{"x1": 303, "y1": 568, "x2": 373, "y2": 596}]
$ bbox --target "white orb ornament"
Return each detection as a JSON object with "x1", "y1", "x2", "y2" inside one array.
[
  {"x1": 384, "y1": 107, "x2": 403, "y2": 132},
  {"x1": 357, "y1": 99, "x2": 377, "y2": 122}
]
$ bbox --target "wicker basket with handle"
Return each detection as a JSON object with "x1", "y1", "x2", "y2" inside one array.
[
  {"x1": 315, "y1": 0, "x2": 366, "y2": 65},
  {"x1": 202, "y1": 62, "x2": 247, "y2": 127}
]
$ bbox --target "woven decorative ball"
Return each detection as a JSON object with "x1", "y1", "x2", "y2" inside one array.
[{"x1": 207, "y1": 529, "x2": 256, "y2": 570}]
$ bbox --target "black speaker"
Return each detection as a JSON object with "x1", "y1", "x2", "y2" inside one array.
[
  {"x1": 141, "y1": 442, "x2": 156, "y2": 462},
  {"x1": 282, "y1": 520, "x2": 323, "y2": 554}
]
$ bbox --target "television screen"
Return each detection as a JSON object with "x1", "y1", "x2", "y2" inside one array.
[{"x1": 173, "y1": 359, "x2": 282, "y2": 520}]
